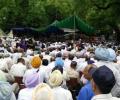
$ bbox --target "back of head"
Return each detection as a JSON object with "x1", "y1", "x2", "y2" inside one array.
[
  {"x1": 92, "y1": 65, "x2": 116, "y2": 94},
  {"x1": 95, "y1": 48, "x2": 110, "y2": 61},
  {"x1": 17, "y1": 58, "x2": 25, "y2": 65},
  {"x1": 56, "y1": 53, "x2": 62, "y2": 58},
  {"x1": 32, "y1": 83, "x2": 53, "y2": 100},
  {"x1": 45, "y1": 51, "x2": 50, "y2": 55},
  {"x1": 70, "y1": 61, "x2": 77, "y2": 69},
  {"x1": 31, "y1": 56, "x2": 42, "y2": 68},
  {"x1": 49, "y1": 70, "x2": 63, "y2": 87},
  {"x1": 68, "y1": 54, "x2": 74, "y2": 60},
  {"x1": 52, "y1": 65, "x2": 63, "y2": 73},
  {"x1": 82, "y1": 64, "x2": 96, "y2": 80},
  {"x1": 42, "y1": 59, "x2": 49, "y2": 66},
  {"x1": 50, "y1": 57, "x2": 55, "y2": 62}
]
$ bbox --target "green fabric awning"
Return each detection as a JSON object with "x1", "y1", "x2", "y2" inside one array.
[
  {"x1": 38, "y1": 20, "x2": 59, "y2": 32},
  {"x1": 55, "y1": 15, "x2": 96, "y2": 35},
  {"x1": 50, "y1": 20, "x2": 59, "y2": 26}
]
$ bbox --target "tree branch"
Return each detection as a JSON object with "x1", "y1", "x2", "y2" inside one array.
[{"x1": 91, "y1": 0, "x2": 120, "y2": 9}]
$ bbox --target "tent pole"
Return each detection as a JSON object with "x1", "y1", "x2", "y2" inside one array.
[{"x1": 74, "y1": 13, "x2": 76, "y2": 41}]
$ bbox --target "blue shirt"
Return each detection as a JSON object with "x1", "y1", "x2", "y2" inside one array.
[{"x1": 77, "y1": 81, "x2": 94, "y2": 100}]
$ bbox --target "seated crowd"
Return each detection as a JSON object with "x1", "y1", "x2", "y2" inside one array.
[{"x1": 0, "y1": 37, "x2": 120, "y2": 100}]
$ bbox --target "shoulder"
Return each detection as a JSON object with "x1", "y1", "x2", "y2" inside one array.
[
  {"x1": 112, "y1": 97, "x2": 120, "y2": 100},
  {"x1": 59, "y1": 87, "x2": 72, "y2": 95},
  {"x1": 19, "y1": 88, "x2": 27, "y2": 94},
  {"x1": 80, "y1": 83, "x2": 93, "y2": 94}
]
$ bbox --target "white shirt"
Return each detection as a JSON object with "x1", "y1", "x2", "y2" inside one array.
[
  {"x1": 43, "y1": 55, "x2": 51, "y2": 62},
  {"x1": 0, "y1": 57, "x2": 13, "y2": 71},
  {"x1": 10, "y1": 63, "x2": 27, "y2": 77},
  {"x1": 77, "y1": 61, "x2": 87, "y2": 72},
  {"x1": 64, "y1": 59, "x2": 71, "y2": 71},
  {"x1": 117, "y1": 55, "x2": 120, "y2": 61},
  {"x1": 11, "y1": 93, "x2": 16, "y2": 100},
  {"x1": 91, "y1": 93, "x2": 120, "y2": 100},
  {"x1": 45, "y1": 61, "x2": 55, "y2": 82},
  {"x1": 22, "y1": 57, "x2": 31, "y2": 69},
  {"x1": 12, "y1": 53, "x2": 22, "y2": 64},
  {"x1": 66, "y1": 67, "x2": 79, "y2": 79},
  {"x1": 0, "y1": 58, "x2": 8, "y2": 71},
  {"x1": 5, "y1": 57, "x2": 13, "y2": 70},
  {"x1": 38, "y1": 65, "x2": 48, "y2": 83},
  {"x1": 52, "y1": 86, "x2": 73, "y2": 100},
  {"x1": 26, "y1": 49, "x2": 33, "y2": 56},
  {"x1": 48, "y1": 61, "x2": 55, "y2": 70},
  {"x1": 18, "y1": 88, "x2": 34, "y2": 100}
]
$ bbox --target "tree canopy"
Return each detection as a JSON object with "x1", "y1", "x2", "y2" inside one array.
[{"x1": 0, "y1": 0, "x2": 120, "y2": 41}]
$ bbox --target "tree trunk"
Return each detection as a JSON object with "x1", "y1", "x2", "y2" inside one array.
[{"x1": 111, "y1": 25, "x2": 120, "y2": 44}]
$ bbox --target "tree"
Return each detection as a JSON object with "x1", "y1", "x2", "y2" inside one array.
[
  {"x1": 0, "y1": 0, "x2": 75, "y2": 31},
  {"x1": 0, "y1": 0, "x2": 16, "y2": 30},
  {"x1": 74, "y1": 0, "x2": 120, "y2": 42}
]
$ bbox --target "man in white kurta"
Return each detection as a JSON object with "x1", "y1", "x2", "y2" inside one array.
[{"x1": 10, "y1": 58, "x2": 27, "y2": 77}]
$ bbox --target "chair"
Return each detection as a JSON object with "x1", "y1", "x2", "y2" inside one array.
[
  {"x1": 66, "y1": 78, "x2": 81, "y2": 100},
  {"x1": 14, "y1": 76, "x2": 25, "y2": 90},
  {"x1": 66, "y1": 78, "x2": 78, "y2": 90}
]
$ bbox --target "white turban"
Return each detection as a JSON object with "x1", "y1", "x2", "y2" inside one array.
[
  {"x1": 95, "y1": 48, "x2": 110, "y2": 61},
  {"x1": 49, "y1": 70, "x2": 63, "y2": 87},
  {"x1": 32, "y1": 83, "x2": 53, "y2": 100},
  {"x1": 107, "y1": 48, "x2": 116, "y2": 61}
]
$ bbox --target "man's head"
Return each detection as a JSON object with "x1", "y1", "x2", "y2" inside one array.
[
  {"x1": 82, "y1": 64, "x2": 95, "y2": 80},
  {"x1": 17, "y1": 58, "x2": 25, "y2": 65},
  {"x1": 90, "y1": 65, "x2": 116, "y2": 94},
  {"x1": 95, "y1": 47, "x2": 116, "y2": 61},
  {"x1": 56, "y1": 53, "x2": 62, "y2": 58},
  {"x1": 68, "y1": 54, "x2": 74, "y2": 60},
  {"x1": 31, "y1": 56, "x2": 42, "y2": 68},
  {"x1": 42, "y1": 59, "x2": 49, "y2": 66},
  {"x1": 50, "y1": 57, "x2": 55, "y2": 62},
  {"x1": 70, "y1": 61, "x2": 77, "y2": 69}
]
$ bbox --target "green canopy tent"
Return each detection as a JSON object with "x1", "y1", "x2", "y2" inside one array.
[
  {"x1": 37, "y1": 20, "x2": 64, "y2": 40},
  {"x1": 55, "y1": 15, "x2": 96, "y2": 36},
  {"x1": 38, "y1": 20, "x2": 60, "y2": 33},
  {"x1": 44, "y1": 20, "x2": 64, "y2": 36},
  {"x1": 50, "y1": 20, "x2": 59, "y2": 27}
]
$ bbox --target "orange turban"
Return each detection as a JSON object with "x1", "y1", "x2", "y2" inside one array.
[{"x1": 31, "y1": 56, "x2": 41, "y2": 68}]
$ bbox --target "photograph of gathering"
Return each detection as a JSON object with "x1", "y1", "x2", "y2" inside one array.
[{"x1": 0, "y1": 0, "x2": 120, "y2": 100}]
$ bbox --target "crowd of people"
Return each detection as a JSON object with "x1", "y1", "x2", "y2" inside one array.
[{"x1": 0, "y1": 36, "x2": 120, "y2": 100}]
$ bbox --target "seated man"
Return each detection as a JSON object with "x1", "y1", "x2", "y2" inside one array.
[
  {"x1": 90, "y1": 65, "x2": 119, "y2": 100},
  {"x1": 10, "y1": 58, "x2": 27, "y2": 77}
]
